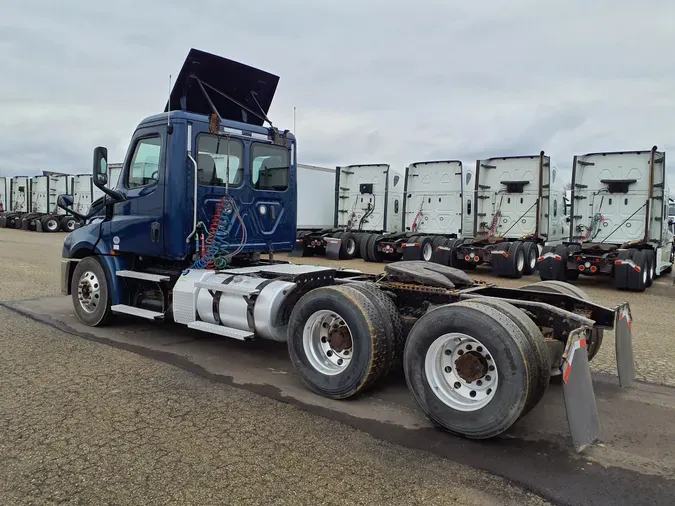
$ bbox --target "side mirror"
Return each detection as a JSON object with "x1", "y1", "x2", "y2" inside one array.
[
  {"x1": 58, "y1": 194, "x2": 74, "y2": 209},
  {"x1": 91, "y1": 146, "x2": 125, "y2": 202},
  {"x1": 93, "y1": 146, "x2": 108, "y2": 187},
  {"x1": 57, "y1": 193, "x2": 86, "y2": 221},
  {"x1": 566, "y1": 216, "x2": 571, "y2": 223}
]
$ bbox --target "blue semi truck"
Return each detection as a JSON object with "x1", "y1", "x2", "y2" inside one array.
[{"x1": 57, "y1": 48, "x2": 635, "y2": 452}]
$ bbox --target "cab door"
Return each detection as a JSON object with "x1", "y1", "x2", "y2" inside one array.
[{"x1": 102, "y1": 126, "x2": 166, "y2": 257}]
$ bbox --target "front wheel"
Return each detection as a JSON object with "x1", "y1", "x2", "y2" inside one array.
[{"x1": 70, "y1": 256, "x2": 114, "y2": 327}]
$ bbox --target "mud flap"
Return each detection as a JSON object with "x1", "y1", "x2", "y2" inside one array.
[
  {"x1": 36, "y1": 220, "x2": 43, "y2": 232},
  {"x1": 614, "y1": 302, "x2": 636, "y2": 388},
  {"x1": 538, "y1": 250, "x2": 563, "y2": 280},
  {"x1": 432, "y1": 245, "x2": 452, "y2": 265},
  {"x1": 561, "y1": 327, "x2": 601, "y2": 453},
  {"x1": 289, "y1": 238, "x2": 306, "y2": 258},
  {"x1": 402, "y1": 242, "x2": 421, "y2": 261},
  {"x1": 325, "y1": 237, "x2": 342, "y2": 261},
  {"x1": 0, "y1": 216, "x2": 6, "y2": 227}
]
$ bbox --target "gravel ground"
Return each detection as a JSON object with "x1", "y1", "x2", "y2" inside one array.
[{"x1": 0, "y1": 228, "x2": 551, "y2": 504}]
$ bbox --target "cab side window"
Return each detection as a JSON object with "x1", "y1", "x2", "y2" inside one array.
[
  {"x1": 196, "y1": 133, "x2": 244, "y2": 187},
  {"x1": 127, "y1": 136, "x2": 162, "y2": 188},
  {"x1": 251, "y1": 143, "x2": 290, "y2": 191}
]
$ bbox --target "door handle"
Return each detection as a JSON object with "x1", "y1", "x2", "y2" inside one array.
[{"x1": 151, "y1": 222, "x2": 160, "y2": 243}]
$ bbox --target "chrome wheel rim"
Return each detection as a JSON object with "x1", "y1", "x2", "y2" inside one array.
[
  {"x1": 423, "y1": 243, "x2": 433, "y2": 261},
  {"x1": 77, "y1": 270, "x2": 101, "y2": 313},
  {"x1": 302, "y1": 310, "x2": 353, "y2": 375},
  {"x1": 516, "y1": 250, "x2": 525, "y2": 272},
  {"x1": 424, "y1": 332, "x2": 498, "y2": 411},
  {"x1": 528, "y1": 248, "x2": 537, "y2": 269},
  {"x1": 47, "y1": 219, "x2": 58, "y2": 231},
  {"x1": 346, "y1": 238, "x2": 356, "y2": 255}
]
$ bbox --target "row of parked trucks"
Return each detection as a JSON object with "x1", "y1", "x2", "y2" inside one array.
[
  {"x1": 0, "y1": 166, "x2": 122, "y2": 232},
  {"x1": 295, "y1": 149, "x2": 675, "y2": 292}
]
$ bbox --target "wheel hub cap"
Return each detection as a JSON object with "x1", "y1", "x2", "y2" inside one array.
[
  {"x1": 425, "y1": 333, "x2": 498, "y2": 412},
  {"x1": 455, "y1": 351, "x2": 488, "y2": 383},
  {"x1": 303, "y1": 310, "x2": 353, "y2": 375},
  {"x1": 77, "y1": 270, "x2": 101, "y2": 313}
]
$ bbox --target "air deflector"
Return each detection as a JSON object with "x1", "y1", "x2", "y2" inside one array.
[{"x1": 164, "y1": 48, "x2": 279, "y2": 127}]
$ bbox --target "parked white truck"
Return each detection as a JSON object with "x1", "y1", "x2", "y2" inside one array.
[
  {"x1": 20, "y1": 174, "x2": 75, "y2": 232},
  {"x1": 541, "y1": 147, "x2": 674, "y2": 291},
  {"x1": 0, "y1": 177, "x2": 7, "y2": 214},
  {"x1": 293, "y1": 163, "x2": 405, "y2": 260},
  {"x1": 437, "y1": 152, "x2": 568, "y2": 278},
  {"x1": 366, "y1": 160, "x2": 470, "y2": 263},
  {"x1": 0, "y1": 176, "x2": 30, "y2": 228}
]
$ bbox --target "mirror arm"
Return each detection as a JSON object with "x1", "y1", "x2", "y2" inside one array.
[
  {"x1": 56, "y1": 202, "x2": 86, "y2": 222},
  {"x1": 98, "y1": 186, "x2": 126, "y2": 202}
]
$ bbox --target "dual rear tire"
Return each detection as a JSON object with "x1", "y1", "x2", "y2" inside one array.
[{"x1": 288, "y1": 284, "x2": 551, "y2": 439}]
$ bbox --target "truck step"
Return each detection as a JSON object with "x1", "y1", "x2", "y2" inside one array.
[
  {"x1": 187, "y1": 321, "x2": 254, "y2": 340},
  {"x1": 111, "y1": 304, "x2": 164, "y2": 320},
  {"x1": 116, "y1": 270, "x2": 170, "y2": 282}
]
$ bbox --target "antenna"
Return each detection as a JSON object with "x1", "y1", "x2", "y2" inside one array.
[{"x1": 294, "y1": 106, "x2": 296, "y2": 134}]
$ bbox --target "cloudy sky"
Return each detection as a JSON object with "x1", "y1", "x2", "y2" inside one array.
[{"x1": 2, "y1": 0, "x2": 675, "y2": 185}]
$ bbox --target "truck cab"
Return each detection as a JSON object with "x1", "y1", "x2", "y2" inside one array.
[{"x1": 60, "y1": 49, "x2": 297, "y2": 308}]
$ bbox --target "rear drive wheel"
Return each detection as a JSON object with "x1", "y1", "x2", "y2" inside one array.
[
  {"x1": 457, "y1": 299, "x2": 551, "y2": 417},
  {"x1": 359, "y1": 233, "x2": 373, "y2": 261},
  {"x1": 41, "y1": 214, "x2": 60, "y2": 232},
  {"x1": 288, "y1": 285, "x2": 393, "y2": 399},
  {"x1": 367, "y1": 234, "x2": 384, "y2": 263},
  {"x1": 70, "y1": 256, "x2": 114, "y2": 327},
  {"x1": 60, "y1": 215, "x2": 77, "y2": 232},
  {"x1": 521, "y1": 242, "x2": 539, "y2": 275},
  {"x1": 403, "y1": 303, "x2": 537, "y2": 439},
  {"x1": 519, "y1": 280, "x2": 604, "y2": 362},
  {"x1": 348, "y1": 282, "x2": 404, "y2": 376},
  {"x1": 340, "y1": 232, "x2": 358, "y2": 260},
  {"x1": 645, "y1": 250, "x2": 655, "y2": 287},
  {"x1": 420, "y1": 236, "x2": 435, "y2": 261}
]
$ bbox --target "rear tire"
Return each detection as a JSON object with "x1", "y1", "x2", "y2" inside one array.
[
  {"x1": 403, "y1": 303, "x2": 537, "y2": 439},
  {"x1": 339, "y1": 232, "x2": 358, "y2": 260},
  {"x1": 521, "y1": 242, "x2": 539, "y2": 275},
  {"x1": 359, "y1": 233, "x2": 373, "y2": 262},
  {"x1": 287, "y1": 285, "x2": 393, "y2": 399},
  {"x1": 70, "y1": 256, "x2": 114, "y2": 327},
  {"x1": 367, "y1": 234, "x2": 384, "y2": 263},
  {"x1": 60, "y1": 215, "x2": 78, "y2": 232},
  {"x1": 41, "y1": 214, "x2": 60, "y2": 233},
  {"x1": 348, "y1": 282, "x2": 404, "y2": 376},
  {"x1": 519, "y1": 280, "x2": 603, "y2": 362},
  {"x1": 419, "y1": 236, "x2": 435, "y2": 262},
  {"x1": 457, "y1": 298, "x2": 551, "y2": 417},
  {"x1": 645, "y1": 250, "x2": 655, "y2": 287}
]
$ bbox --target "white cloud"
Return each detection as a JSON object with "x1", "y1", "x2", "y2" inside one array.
[{"x1": 2, "y1": 0, "x2": 675, "y2": 187}]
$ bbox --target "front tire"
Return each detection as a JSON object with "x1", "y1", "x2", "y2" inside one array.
[
  {"x1": 287, "y1": 285, "x2": 393, "y2": 399},
  {"x1": 70, "y1": 256, "x2": 114, "y2": 327}
]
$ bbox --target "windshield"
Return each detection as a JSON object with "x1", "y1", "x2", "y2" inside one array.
[{"x1": 669, "y1": 204, "x2": 675, "y2": 217}]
